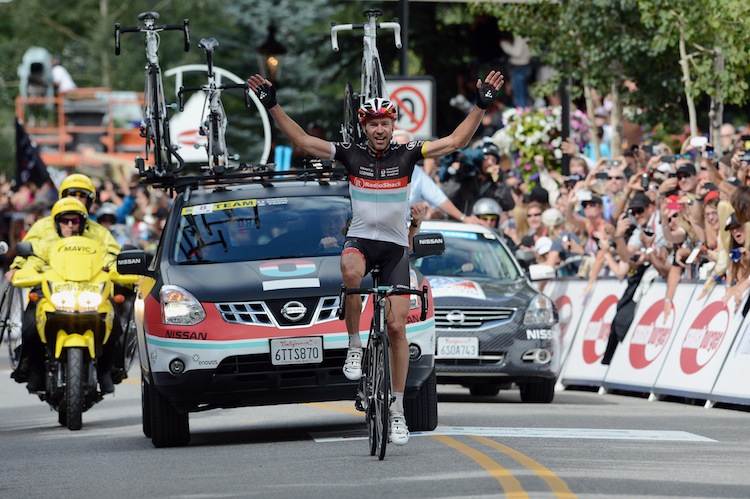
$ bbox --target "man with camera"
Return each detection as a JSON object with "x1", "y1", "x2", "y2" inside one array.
[{"x1": 438, "y1": 141, "x2": 515, "y2": 216}]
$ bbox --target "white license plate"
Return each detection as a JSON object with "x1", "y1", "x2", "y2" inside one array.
[
  {"x1": 270, "y1": 336, "x2": 323, "y2": 365},
  {"x1": 436, "y1": 337, "x2": 479, "y2": 359}
]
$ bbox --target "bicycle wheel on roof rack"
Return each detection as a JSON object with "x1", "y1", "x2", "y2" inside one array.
[
  {"x1": 370, "y1": 57, "x2": 384, "y2": 101},
  {"x1": 342, "y1": 81, "x2": 360, "y2": 143}
]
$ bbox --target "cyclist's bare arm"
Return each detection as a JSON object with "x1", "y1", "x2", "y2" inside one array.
[
  {"x1": 247, "y1": 74, "x2": 332, "y2": 159},
  {"x1": 424, "y1": 70, "x2": 504, "y2": 159}
]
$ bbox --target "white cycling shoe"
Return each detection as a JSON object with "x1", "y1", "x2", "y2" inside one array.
[
  {"x1": 389, "y1": 411, "x2": 410, "y2": 446},
  {"x1": 343, "y1": 347, "x2": 362, "y2": 381}
]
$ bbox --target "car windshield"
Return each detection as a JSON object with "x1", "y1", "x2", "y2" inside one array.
[
  {"x1": 172, "y1": 195, "x2": 352, "y2": 264},
  {"x1": 412, "y1": 229, "x2": 520, "y2": 280}
]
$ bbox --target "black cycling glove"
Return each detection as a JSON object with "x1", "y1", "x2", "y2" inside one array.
[
  {"x1": 255, "y1": 83, "x2": 278, "y2": 109},
  {"x1": 475, "y1": 82, "x2": 497, "y2": 110}
]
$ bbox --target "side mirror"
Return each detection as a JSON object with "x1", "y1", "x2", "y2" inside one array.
[
  {"x1": 528, "y1": 264, "x2": 556, "y2": 281},
  {"x1": 411, "y1": 232, "x2": 445, "y2": 260},
  {"x1": 116, "y1": 249, "x2": 151, "y2": 275},
  {"x1": 16, "y1": 241, "x2": 34, "y2": 258}
]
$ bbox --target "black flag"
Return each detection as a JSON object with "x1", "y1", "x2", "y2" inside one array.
[{"x1": 15, "y1": 118, "x2": 51, "y2": 189}]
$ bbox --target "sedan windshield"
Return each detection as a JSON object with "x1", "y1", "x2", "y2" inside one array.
[
  {"x1": 172, "y1": 195, "x2": 351, "y2": 264},
  {"x1": 412, "y1": 229, "x2": 520, "y2": 280}
]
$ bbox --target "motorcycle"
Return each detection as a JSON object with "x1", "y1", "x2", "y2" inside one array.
[{"x1": 12, "y1": 236, "x2": 137, "y2": 430}]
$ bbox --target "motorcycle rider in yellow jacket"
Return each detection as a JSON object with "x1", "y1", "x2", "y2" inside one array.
[{"x1": 6, "y1": 174, "x2": 122, "y2": 393}]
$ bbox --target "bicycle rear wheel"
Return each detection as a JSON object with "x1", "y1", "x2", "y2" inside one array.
[{"x1": 373, "y1": 332, "x2": 390, "y2": 460}]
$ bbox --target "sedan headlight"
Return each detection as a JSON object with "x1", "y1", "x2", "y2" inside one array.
[
  {"x1": 524, "y1": 294, "x2": 554, "y2": 324},
  {"x1": 161, "y1": 285, "x2": 206, "y2": 325}
]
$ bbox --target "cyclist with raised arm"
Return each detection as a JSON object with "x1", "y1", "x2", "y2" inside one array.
[{"x1": 247, "y1": 69, "x2": 504, "y2": 446}]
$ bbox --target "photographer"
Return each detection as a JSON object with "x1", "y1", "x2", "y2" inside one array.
[{"x1": 439, "y1": 142, "x2": 515, "y2": 216}]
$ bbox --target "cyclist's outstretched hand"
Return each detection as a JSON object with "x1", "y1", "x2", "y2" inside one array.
[
  {"x1": 475, "y1": 70, "x2": 505, "y2": 110},
  {"x1": 247, "y1": 74, "x2": 277, "y2": 109}
]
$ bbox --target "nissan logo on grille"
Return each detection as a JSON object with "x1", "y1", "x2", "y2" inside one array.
[
  {"x1": 446, "y1": 310, "x2": 466, "y2": 325},
  {"x1": 281, "y1": 301, "x2": 307, "y2": 322}
]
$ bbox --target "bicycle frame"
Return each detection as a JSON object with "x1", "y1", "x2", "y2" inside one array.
[
  {"x1": 331, "y1": 9, "x2": 401, "y2": 143},
  {"x1": 115, "y1": 11, "x2": 190, "y2": 179},
  {"x1": 177, "y1": 37, "x2": 251, "y2": 175}
]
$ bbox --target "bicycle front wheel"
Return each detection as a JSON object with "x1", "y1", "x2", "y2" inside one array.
[
  {"x1": 1, "y1": 285, "x2": 23, "y2": 371},
  {"x1": 373, "y1": 333, "x2": 390, "y2": 460}
]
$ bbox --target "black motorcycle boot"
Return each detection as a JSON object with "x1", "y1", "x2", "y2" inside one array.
[
  {"x1": 26, "y1": 368, "x2": 45, "y2": 392},
  {"x1": 98, "y1": 365, "x2": 115, "y2": 394}
]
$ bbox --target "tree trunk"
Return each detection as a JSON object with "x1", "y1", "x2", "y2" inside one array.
[
  {"x1": 583, "y1": 85, "x2": 601, "y2": 161},
  {"x1": 610, "y1": 80, "x2": 623, "y2": 157},
  {"x1": 678, "y1": 16, "x2": 698, "y2": 138},
  {"x1": 710, "y1": 47, "x2": 725, "y2": 154}
]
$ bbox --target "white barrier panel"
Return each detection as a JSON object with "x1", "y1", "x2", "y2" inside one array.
[
  {"x1": 709, "y1": 296, "x2": 750, "y2": 406},
  {"x1": 603, "y1": 282, "x2": 696, "y2": 393},
  {"x1": 544, "y1": 279, "x2": 590, "y2": 368},
  {"x1": 652, "y1": 284, "x2": 741, "y2": 399},
  {"x1": 559, "y1": 279, "x2": 628, "y2": 387}
]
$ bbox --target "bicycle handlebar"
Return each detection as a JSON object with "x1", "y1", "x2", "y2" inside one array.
[
  {"x1": 338, "y1": 284, "x2": 429, "y2": 322},
  {"x1": 329, "y1": 21, "x2": 402, "y2": 52},
  {"x1": 114, "y1": 18, "x2": 190, "y2": 56}
]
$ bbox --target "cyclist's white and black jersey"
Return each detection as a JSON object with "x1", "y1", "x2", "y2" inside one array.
[{"x1": 330, "y1": 140, "x2": 428, "y2": 247}]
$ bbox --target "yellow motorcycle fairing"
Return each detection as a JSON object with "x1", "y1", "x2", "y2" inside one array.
[{"x1": 54, "y1": 330, "x2": 96, "y2": 359}]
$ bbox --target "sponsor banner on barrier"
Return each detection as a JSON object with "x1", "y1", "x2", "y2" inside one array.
[
  {"x1": 603, "y1": 281, "x2": 696, "y2": 393},
  {"x1": 543, "y1": 279, "x2": 589, "y2": 368},
  {"x1": 652, "y1": 285, "x2": 740, "y2": 399},
  {"x1": 559, "y1": 279, "x2": 627, "y2": 386},
  {"x1": 709, "y1": 292, "x2": 750, "y2": 406}
]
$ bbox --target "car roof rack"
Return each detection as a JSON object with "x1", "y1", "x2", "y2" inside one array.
[{"x1": 137, "y1": 160, "x2": 349, "y2": 193}]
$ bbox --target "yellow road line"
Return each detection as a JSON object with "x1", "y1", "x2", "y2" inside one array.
[
  {"x1": 307, "y1": 402, "x2": 362, "y2": 416},
  {"x1": 432, "y1": 435, "x2": 528, "y2": 498},
  {"x1": 472, "y1": 436, "x2": 576, "y2": 499}
]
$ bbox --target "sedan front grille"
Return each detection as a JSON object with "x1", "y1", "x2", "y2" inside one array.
[{"x1": 434, "y1": 306, "x2": 515, "y2": 329}]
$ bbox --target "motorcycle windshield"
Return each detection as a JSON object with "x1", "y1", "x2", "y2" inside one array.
[{"x1": 48, "y1": 236, "x2": 105, "y2": 281}]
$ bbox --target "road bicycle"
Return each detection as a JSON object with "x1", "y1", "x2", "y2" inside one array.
[
  {"x1": 177, "y1": 37, "x2": 251, "y2": 175},
  {"x1": 115, "y1": 11, "x2": 190, "y2": 179},
  {"x1": 330, "y1": 9, "x2": 401, "y2": 143},
  {"x1": 338, "y1": 267, "x2": 428, "y2": 460}
]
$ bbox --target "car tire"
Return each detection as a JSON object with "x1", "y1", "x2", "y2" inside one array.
[
  {"x1": 150, "y1": 378, "x2": 190, "y2": 448},
  {"x1": 519, "y1": 378, "x2": 555, "y2": 403},
  {"x1": 469, "y1": 384, "x2": 501, "y2": 397},
  {"x1": 141, "y1": 371, "x2": 152, "y2": 438},
  {"x1": 405, "y1": 368, "x2": 438, "y2": 431}
]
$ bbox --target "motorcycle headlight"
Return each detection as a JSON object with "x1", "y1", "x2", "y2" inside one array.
[
  {"x1": 161, "y1": 285, "x2": 206, "y2": 325},
  {"x1": 524, "y1": 294, "x2": 555, "y2": 324},
  {"x1": 77, "y1": 291, "x2": 103, "y2": 312},
  {"x1": 51, "y1": 290, "x2": 77, "y2": 313}
]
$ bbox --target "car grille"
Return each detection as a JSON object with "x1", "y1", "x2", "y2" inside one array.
[
  {"x1": 436, "y1": 352, "x2": 506, "y2": 367},
  {"x1": 216, "y1": 295, "x2": 341, "y2": 327},
  {"x1": 434, "y1": 306, "x2": 515, "y2": 329}
]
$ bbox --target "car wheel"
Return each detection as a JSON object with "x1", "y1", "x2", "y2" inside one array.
[
  {"x1": 469, "y1": 384, "x2": 501, "y2": 397},
  {"x1": 150, "y1": 377, "x2": 190, "y2": 447},
  {"x1": 404, "y1": 368, "x2": 438, "y2": 431},
  {"x1": 519, "y1": 378, "x2": 555, "y2": 403}
]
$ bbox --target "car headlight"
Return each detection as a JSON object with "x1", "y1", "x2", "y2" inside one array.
[
  {"x1": 409, "y1": 268, "x2": 420, "y2": 310},
  {"x1": 51, "y1": 290, "x2": 77, "y2": 312},
  {"x1": 524, "y1": 294, "x2": 554, "y2": 324},
  {"x1": 161, "y1": 285, "x2": 206, "y2": 325}
]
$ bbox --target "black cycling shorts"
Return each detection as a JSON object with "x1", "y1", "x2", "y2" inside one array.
[{"x1": 343, "y1": 237, "x2": 410, "y2": 289}]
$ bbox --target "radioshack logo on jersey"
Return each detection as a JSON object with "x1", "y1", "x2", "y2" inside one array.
[
  {"x1": 555, "y1": 295, "x2": 572, "y2": 342},
  {"x1": 680, "y1": 301, "x2": 728, "y2": 374},
  {"x1": 351, "y1": 175, "x2": 407, "y2": 190},
  {"x1": 582, "y1": 294, "x2": 618, "y2": 364},
  {"x1": 258, "y1": 260, "x2": 316, "y2": 278},
  {"x1": 629, "y1": 300, "x2": 675, "y2": 369}
]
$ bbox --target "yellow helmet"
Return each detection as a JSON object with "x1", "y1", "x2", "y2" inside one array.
[
  {"x1": 59, "y1": 174, "x2": 96, "y2": 208},
  {"x1": 51, "y1": 197, "x2": 88, "y2": 237}
]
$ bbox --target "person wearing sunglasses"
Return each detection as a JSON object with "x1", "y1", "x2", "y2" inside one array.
[
  {"x1": 471, "y1": 197, "x2": 517, "y2": 252},
  {"x1": 722, "y1": 213, "x2": 750, "y2": 308},
  {"x1": 6, "y1": 174, "x2": 121, "y2": 393}
]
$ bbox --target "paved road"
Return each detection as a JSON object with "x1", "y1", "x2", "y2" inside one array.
[{"x1": 1, "y1": 349, "x2": 748, "y2": 498}]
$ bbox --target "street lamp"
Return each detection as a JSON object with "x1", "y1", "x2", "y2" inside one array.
[{"x1": 256, "y1": 25, "x2": 287, "y2": 82}]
